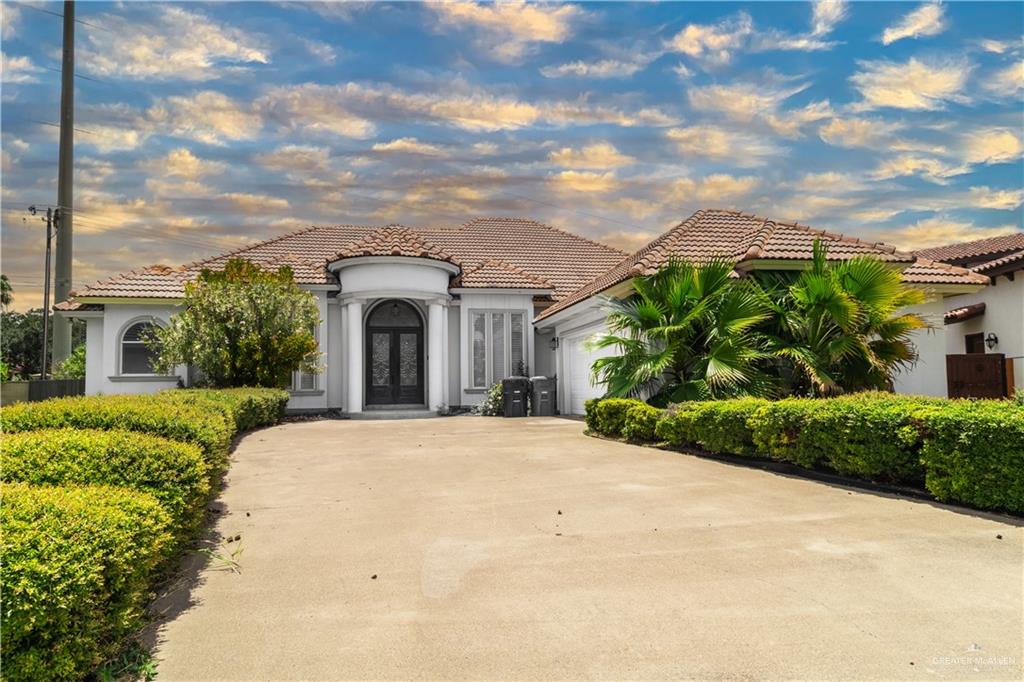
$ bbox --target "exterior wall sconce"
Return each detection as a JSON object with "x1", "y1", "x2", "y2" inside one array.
[
  {"x1": 985, "y1": 332, "x2": 999, "y2": 350},
  {"x1": 549, "y1": 336, "x2": 559, "y2": 351}
]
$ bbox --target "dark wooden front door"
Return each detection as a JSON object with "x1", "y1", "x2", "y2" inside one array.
[
  {"x1": 946, "y1": 353, "x2": 1007, "y2": 399},
  {"x1": 366, "y1": 301, "x2": 424, "y2": 405}
]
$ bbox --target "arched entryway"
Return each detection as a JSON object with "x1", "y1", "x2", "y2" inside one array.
[{"x1": 365, "y1": 300, "x2": 424, "y2": 405}]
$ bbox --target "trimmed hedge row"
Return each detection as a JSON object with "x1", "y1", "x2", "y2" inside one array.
[
  {"x1": 586, "y1": 394, "x2": 1024, "y2": 513},
  {"x1": 1, "y1": 429, "x2": 210, "y2": 547},
  {"x1": 1, "y1": 484, "x2": 172, "y2": 681},
  {"x1": 0, "y1": 387, "x2": 289, "y2": 681},
  {"x1": 159, "y1": 387, "x2": 289, "y2": 432},
  {"x1": 0, "y1": 394, "x2": 234, "y2": 469}
]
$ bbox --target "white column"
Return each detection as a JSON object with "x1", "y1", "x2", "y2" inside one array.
[
  {"x1": 346, "y1": 300, "x2": 363, "y2": 413},
  {"x1": 428, "y1": 301, "x2": 444, "y2": 411}
]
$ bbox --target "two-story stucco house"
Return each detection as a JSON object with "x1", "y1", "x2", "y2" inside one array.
[{"x1": 56, "y1": 210, "x2": 989, "y2": 415}]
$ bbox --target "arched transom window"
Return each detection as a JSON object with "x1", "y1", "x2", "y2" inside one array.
[{"x1": 120, "y1": 320, "x2": 162, "y2": 375}]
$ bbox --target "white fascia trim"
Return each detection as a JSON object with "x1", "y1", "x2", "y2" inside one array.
[
  {"x1": 336, "y1": 290, "x2": 452, "y2": 304},
  {"x1": 450, "y1": 287, "x2": 554, "y2": 296},
  {"x1": 327, "y1": 255, "x2": 461, "y2": 276},
  {"x1": 301, "y1": 284, "x2": 340, "y2": 292},
  {"x1": 76, "y1": 297, "x2": 183, "y2": 305},
  {"x1": 55, "y1": 310, "x2": 103, "y2": 319},
  {"x1": 533, "y1": 280, "x2": 633, "y2": 329}
]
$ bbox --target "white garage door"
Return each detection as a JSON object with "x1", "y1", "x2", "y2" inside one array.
[{"x1": 563, "y1": 331, "x2": 614, "y2": 415}]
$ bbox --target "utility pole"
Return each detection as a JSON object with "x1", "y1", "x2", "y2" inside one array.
[
  {"x1": 28, "y1": 206, "x2": 56, "y2": 378},
  {"x1": 53, "y1": 0, "x2": 75, "y2": 364}
]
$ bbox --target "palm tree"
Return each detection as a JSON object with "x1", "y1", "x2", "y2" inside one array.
[
  {"x1": 757, "y1": 241, "x2": 928, "y2": 396},
  {"x1": 588, "y1": 258, "x2": 773, "y2": 405}
]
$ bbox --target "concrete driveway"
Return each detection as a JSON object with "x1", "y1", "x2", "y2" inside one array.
[{"x1": 151, "y1": 417, "x2": 1022, "y2": 680}]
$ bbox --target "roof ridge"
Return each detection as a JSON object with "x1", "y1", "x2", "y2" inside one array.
[{"x1": 463, "y1": 258, "x2": 553, "y2": 286}]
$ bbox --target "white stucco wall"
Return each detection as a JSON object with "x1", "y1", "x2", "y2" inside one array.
[
  {"x1": 942, "y1": 276, "x2": 1024, "y2": 390},
  {"x1": 92, "y1": 303, "x2": 185, "y2": 395},
  {"x1": 891, "y1": 299, "x2": 948, "y2": 397},
  {"x1": 335, "y1": 259, "x2": 452, "y2": 297},
  {"x1": 326, "y1": 300, "x2": 344, "y2": 409},
  {"x1": 533, "y1": 327, "x2": 556, "y2": 378}
]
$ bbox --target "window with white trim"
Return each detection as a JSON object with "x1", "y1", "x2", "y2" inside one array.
[
  {"x1": 470, "y1": 310, "x2": 526, "y2": 388},
  {"x1": 120, "y1": 320, "x2": 162, "y2": 375},
  {"x1": 291, "y1": 324, "x2": 319, "y2": 391}
]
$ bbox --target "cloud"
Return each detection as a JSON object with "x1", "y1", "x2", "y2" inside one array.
[
  {"x1": 870, "y1": 154, "x2": 969, "y2": 184},
  {"x1": 550, "y1": 170, "x2": 619, "y2": 193},
  {"x1": 665, "y1": 125, "x2": 782, "y2": 166},
  {"x1": 811, "y1": 0, "x2": 848, "y2": 37},
  {"x1": 984, "y1": 61, "x2": 1024, "y2": 95},
  {"x1": 667, "y1": 12, "x2": 753, "y2": 65},
  {"x1": 2, "y1": 3, "x2": 20, "y2": 40},
  {"x1": 548, "y1": 143, "x2": 634, "y2": 169},
  {"x1": 1, "y1": 52, "x2": 42, "y2": 83},
  {"x1": 598, "y1": 230, "x2": 658, "y2": 252},
  {"x1": 157, "y1": 148, "x2": 226, "y2": 179},
  {"x1": 256, "y1": 145, "x2": 332, "y2": 172},
  {"x1": 147, "y1": 91, "x2": 264, "y2": 145},
  {"x1": 850, "y1": 57, "x2": 970, "y2": 110},
  {"x1": 430, "y1": 1, "x2": 583, "y2": 62},
  {"x1": 540, "y1": 58, "x2": 650, "y2": 79},
  {"x1": 817, "y1": 116, "x2": 946, "y2": 153},
  {"x1": 81, "y1": 6, "x2": 268, "y2": 81},
  {"x1": 881, "y1": 3, "x2": 947, "y2": 46},
  {"x1": 688, "y1": 80, "x2": 831, "y2": 137},
  {"x1": 979, "y1": 38, "x2": 1023, "y2": 55},
  {"x1": 878, "y1": 217, "x2": 1020, "y2": 250},
  {"x1": 302, "y1": 39, "x2": 337, "y2": 64},
  {"x1": 967, "y1": 186, "x2": 1024, "y2": 210},
  {"x1": 961, "y1": 127, "x2": 1023, "y2": 165},
  {"x1": 219, "y1": 192, "x2": 291, "y2": 214},
  {"x1": 672, "y1": 174, "x2": 760, "y2": 203},
  {"x1": 371, "y1": 137, "x2": 446, "y2": 155}
]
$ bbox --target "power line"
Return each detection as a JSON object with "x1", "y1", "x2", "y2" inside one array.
[{"x1": 19, "y1": 3, "x2": 113, "y2": 33}]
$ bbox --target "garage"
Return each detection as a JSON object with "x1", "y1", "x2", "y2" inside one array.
[{"x1": 560, "y1": 325, "x2": 614, "y2": 415}]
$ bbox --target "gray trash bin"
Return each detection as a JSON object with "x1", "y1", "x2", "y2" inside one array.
[
  {"x1": 502, "y1": 376, "x2": 530, "y2": 417},
  {"x1": 531, "y1": 376, "x2": 557, "y2": 416}
]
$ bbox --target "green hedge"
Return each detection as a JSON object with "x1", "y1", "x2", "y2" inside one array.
[
  {"x1": 159, "y1": 387, "x2": 290, "y2": 432},
  {"x1": 587, "y1": 395, "x2": 1024, "y2": 513},
  {"x1": 622, "y1": 402, "x2": 662, "y2": 441},
  {"x1": 0, "y1": 394, "x2": 234, "y2": 468},
  {"x1": 917, "y1": 400, "x2": 1024, "y2": 512},
  {"x1": 1, "y1": 429, "x2": 210, "y2": 545},
  {"x1": 583, "y1": 398, "x2": 601, "y2": 432},
  {"x1": 1, "y1": 484, "x2": 171, "y2": 682}
]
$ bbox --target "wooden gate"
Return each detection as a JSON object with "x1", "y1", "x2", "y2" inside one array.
[{"x1": 946, "y1": 354, "x2": 1007, "y2": 399}]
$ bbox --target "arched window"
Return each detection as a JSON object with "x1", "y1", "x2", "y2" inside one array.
[{"x1": 120, "y1": 320, "x2": 162, "y2": 375}]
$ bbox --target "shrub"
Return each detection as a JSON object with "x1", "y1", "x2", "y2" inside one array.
[
  {"x1": 622, "y1": 402, "x2": 663, "y2": 441},
  {"x1": 160, "y1": 387, "x2": 289, "y2": 432},
  {"x1": 653, "y1": 403, "x2": 700, "y2": 446},
  {"x1": 1, "y1": 483, "x2": 171, "y2": 682},
  {"x1": 1, "y1": 429, "x2": 209, "y2": 545},
  {"x1": 917, "y1": 400, "x2": 1024, "y2": 513},
  {"x1": 584, "y1": 398, "x2": 601, "y2": 432},
  {"x1": 593, "y1": 398, "x2": 646, "y2": 437},
  {"x1": 690, "y1": 398, "x2": 770, "y2": 457},
  {"x1": 53, "y1": 344, "x2": 86, "y2": 379},
  {"x1": 748, "y1": 399, "x2": 833, "y2": 467},
  {"x1": 478, "y1": 382, "x2": 503, "y2": 416},
  {"x1": 0, "y1": 394, "x2": 233, "y2": 468}
]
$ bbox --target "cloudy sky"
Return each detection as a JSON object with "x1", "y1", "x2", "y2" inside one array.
[{"x1": 1, "y1": 0, "x2": 1022, "y2": 310}]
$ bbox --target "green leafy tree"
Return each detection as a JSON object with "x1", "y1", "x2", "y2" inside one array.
[
  {"x1": 589, "y1": 258, "x2": 773, "y2": 405},
  {"x1": 756, "y1": 241, "x2": 928, "y2": 396},
  {"x1": 1, "y1": 274, "x2": 12, "y2": 311},
  {"x1": 149, "y1": 259, "x2": 322, "y2": 388},
  {"x1": 0, "y1": 310, "x2": 85, "y2": 379},
  {"x1": 53, "y1": 344, "x2": 86, "y2": 379}
]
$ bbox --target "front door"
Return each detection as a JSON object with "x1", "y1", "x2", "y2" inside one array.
[{"x1": 366, "y1": 301, "x2": 424, "y2": 405}]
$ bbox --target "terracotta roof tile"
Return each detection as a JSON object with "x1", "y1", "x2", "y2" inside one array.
[
  {"x1": 537, "y1": 209, "x2": 988, "y2": 321},
  {"x1": 916, "y1": 232, "x2": 1024, "y2": 266},
  {"x1": 944, "y1": 302, "x2": 986, "y2": 325},
  {"x1": 63, "y1": 217, "x2": 625, "y2": 304},
  {"x1": 452, "y1": 259, "x2": 552, "y2": 289}
]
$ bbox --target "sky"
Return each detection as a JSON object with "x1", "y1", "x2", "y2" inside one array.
[{"x1": 1, "y1": 0, "x2": 1022, "y2": 310}]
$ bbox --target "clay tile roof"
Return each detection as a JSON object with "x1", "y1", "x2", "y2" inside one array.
[
  {"x1": 944, "y1": 302, "x2": 986, "y2": 325},
  {"x1": 916, "y1": 232, "x2": 1024, "y2": 266},
  {"x1": 331, "y1": 225, "x2": 458, "y2": 264},
  {"x1": 536, "y1": 209, "x2": 988, "y2": 322},
  {"x1": 53, "y1": 300, "x2": 102, "y2": 312},
  {"x1": 59, "y1": 217, "x2": 625, "y2": 305},
  {"x1": 452, "y1": 259, "x2": 553, "y2": 289}
]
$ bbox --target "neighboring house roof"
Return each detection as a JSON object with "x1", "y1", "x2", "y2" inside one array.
[
  {"x1": 537, "y1": 209, "x2": 989, "y2": 322},
  {"x1": 969, "y1": 249, "x2": 1024, "y2": 274},
  {"x1": 452, "y1": 259, "x2": 553, "y2": 290},
  {"x1": 916, "y1": 232, "x2": 1024, "y2": 267},
  {"x1": 63, "y1": 217, "x2": 626, "y2": 304},
  {"x1": 944, "y1": 302, "x2": 986, "y2": 325}
]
